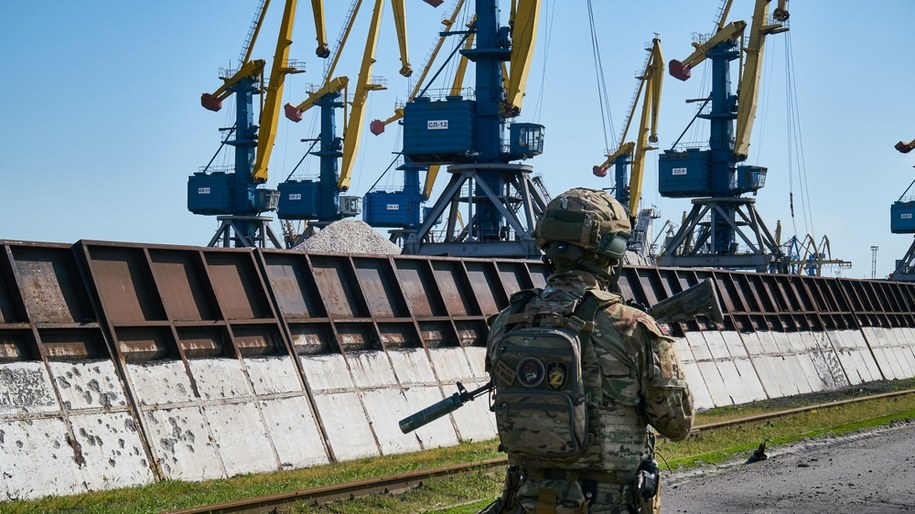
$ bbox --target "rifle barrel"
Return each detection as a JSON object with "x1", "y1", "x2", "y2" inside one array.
[{"x1": 399, "y1": 393, "x2": 463, "y2": 434}]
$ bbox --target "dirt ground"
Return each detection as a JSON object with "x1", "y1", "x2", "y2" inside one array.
[{"x1": 662, "y1": 419, "x2": 915, "y2": 513}]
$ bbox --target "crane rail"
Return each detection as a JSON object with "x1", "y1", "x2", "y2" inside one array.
[{"x1": 167, "y1": 387, "x2": 915, "y2": 514}]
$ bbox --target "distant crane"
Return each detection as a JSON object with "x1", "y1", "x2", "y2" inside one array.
[
  {"x1": 781, "y1": 235, "x2": 851, "y2": 276},
  {"x1": 890, "y1": 137, "x2": 915, "y2": 280},
  {"x1": 277, "y1": 0, "x2": 424, "y2": 236},
  {"x1": 656, "y1": 0, "x2": 789, "y2": 272},
  {"x1": 592, "y1": 37, "x2": 664, "y2": 259},
  {"x1": 593, "y1": 37, "x2": 663, "y2": 214},
  {"x1": 188, "y1": 0, "x2": 329, "y2": 247}
]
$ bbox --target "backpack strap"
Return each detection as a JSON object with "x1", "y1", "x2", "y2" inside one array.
[
  {"x1": 502, "y1": 288, "x2": 542, "y2": 326},
  {"x1": 570, "y1": 289, "x2": 616, "y2": 347}
]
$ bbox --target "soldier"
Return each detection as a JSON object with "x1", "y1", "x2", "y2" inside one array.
[{"x1": 481, "y1": 188, "x2": 693, "y2": 514}]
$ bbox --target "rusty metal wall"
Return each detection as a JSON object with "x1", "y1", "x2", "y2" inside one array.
[
  {"x1": 3, "y1": 240, "x2": 915, "y2": 499},
  {"x1": 616, "y1": 266, "x2": 915, "y2": 334},
  {"x1": 0, "y1": 242, "x2": 154, "y2": 498}
]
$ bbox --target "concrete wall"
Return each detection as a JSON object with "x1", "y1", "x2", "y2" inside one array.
[
  {"x1": 5, "y1": 326, "x2": 915, "y2": 500},
  {"x1": 0, "y1": 360, "x2": 153, "y2": 499}
]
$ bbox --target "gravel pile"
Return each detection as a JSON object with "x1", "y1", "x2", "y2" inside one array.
[
  {"x1": 622, "y1": 250, "x2": 652, "y2": 266},
  {"x1": 294, "y1": 218, "x2": 402, "y2": 255}
]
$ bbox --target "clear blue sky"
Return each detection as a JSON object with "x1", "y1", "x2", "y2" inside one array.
[{"x1": 2, "y1": 1, "x2": 913, "y2": 279}]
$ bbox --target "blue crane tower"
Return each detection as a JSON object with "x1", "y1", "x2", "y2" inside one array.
[
  {"x1": 188, "y1": 68, "x2": 283, "y2": 248},
  {"x1": 278, "y1": 83, "x2": 350, "y2": 227},
  {"x1": 656, "y1": 0, "x2": 789, "y2": 272},
  {"x1": 890, "y1": 138, "x2": 915, "y2": 280},
  {"x1": 381, "y1": 0, "x2": 547, "y2": 258}
]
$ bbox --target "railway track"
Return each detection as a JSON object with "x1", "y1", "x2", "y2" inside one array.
[{"x1": 168, "y1": 387, "x2": 915, "y2": 514}]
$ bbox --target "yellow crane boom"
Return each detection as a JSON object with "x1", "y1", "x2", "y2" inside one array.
[
  {"x1": 593, "y1": 37, "x2": 663, "y2": 215},
  {"x1": 251, "y1": 0, "x2": 303, "y2": 184},
  {"x1": 390, "y1": 0, "x2": 412, "y2": 76},
  {"x1": 311, "y1": 0, "x2": 331, "y2": 57},
  {"x1": 734, "y1": 0, "x2": 789, "y2": 159},
  {"x1": 502, "y1": 0, "x2": 540, "y2": 117},
  {"x1": 338, "y1": 0, "x2": 388, "y2": 191}
]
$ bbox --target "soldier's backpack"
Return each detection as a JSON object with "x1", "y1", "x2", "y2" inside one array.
[{"x1": 489, "y1": 288, "x2": 611, "y2": 460}]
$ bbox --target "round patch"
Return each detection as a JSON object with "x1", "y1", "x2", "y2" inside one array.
[{"x1": 516, "y1": 357, "x2": 545, "y2": 387}]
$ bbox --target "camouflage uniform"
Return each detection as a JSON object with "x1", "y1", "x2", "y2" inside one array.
[
  {"x1": 482, "y1": 188, "x2": 693, "y2": 514},
  {"x1": 485, "y1": 271, "x2": 692, "y2": 513}
]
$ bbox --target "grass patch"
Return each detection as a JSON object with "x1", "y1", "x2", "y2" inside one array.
[{"x1": 4, "y1": 380, "x2": 915, "y2": 514}]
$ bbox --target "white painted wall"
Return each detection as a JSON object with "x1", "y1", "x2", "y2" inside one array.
[{"x1": 3, "y1": 323, "x2": 915, "y2": 501}]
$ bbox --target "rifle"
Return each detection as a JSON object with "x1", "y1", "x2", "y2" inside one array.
[
  {"x1": 398, "y1": 278, "x2": 724, "y2": 434},
  {"x1": 399, "y1": 381, "x2": 491, "y2": 434}
]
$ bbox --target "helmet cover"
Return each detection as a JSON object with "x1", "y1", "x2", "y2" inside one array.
[{"x1": 535, "y1": 188, "x2": 631, "y2": 260}]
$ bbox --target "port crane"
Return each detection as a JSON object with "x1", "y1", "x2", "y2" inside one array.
[
  {"x1": 890, "y1": 137, "x2": 915, "y2": 280},
  {"x1": 592, "y1": 37, "x2": 664, "y2": 260},
  {"x1": 781, "y1": 235, "x2": 851, "y2": 277},
  {"x1": 276, "y1": 0, "x2": 420, "y2": 234},
  {"x1": 187, "y1": 0, "x2": 329, "y2": 247},
  {"x1": 655, "y1": 0, "x2": 789, "y2": 272},
  {"x1": 363, "y1": 1, "x2": 476, "y2": 242},
  {"x1": 374, "y1": 0, "x2": 547, "y2": 258}
]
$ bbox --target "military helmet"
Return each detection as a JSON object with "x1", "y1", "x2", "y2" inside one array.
[{"x1": 534, "y1": 188, "x2": 631, "y2": 260}]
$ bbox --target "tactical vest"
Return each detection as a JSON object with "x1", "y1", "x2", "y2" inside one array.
[{"x1": 489, "y1": 288, "x2": 651, "y2": 474}]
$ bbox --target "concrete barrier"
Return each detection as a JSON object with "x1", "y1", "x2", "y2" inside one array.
[
  {"x1": 0, "y1": 361, "x2": 153, "y2": 499},
  {"x1": 4, "y1": 333, "x2": 915, "y2": 501}
]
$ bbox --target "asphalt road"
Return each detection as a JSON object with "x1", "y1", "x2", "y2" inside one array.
[{"x1": 662, "y1": 419, "x2": 915, "y2": 513}]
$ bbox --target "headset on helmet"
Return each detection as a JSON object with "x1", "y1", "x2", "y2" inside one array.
[{"x1": 534, "y1": 188, "x2": 632, "y2": 260}]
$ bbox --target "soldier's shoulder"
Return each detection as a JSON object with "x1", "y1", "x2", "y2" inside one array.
[
  {"x1": 600, "y1": 296, "x2": 649, "y2": 320},
  {"x1": 584, "y1": 288, "x2": 622, "y2": 304},
  {"x1": 597, "y1": 296, "x2": 672, "y2": 339}
]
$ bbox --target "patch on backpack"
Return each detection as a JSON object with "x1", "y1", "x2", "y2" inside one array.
[
  {"x1": 547, "y1": 362, "x2": 568, "y2": 390},
  {"x1": 517, "y1": 357, "x2": 545, "y2": 387}
]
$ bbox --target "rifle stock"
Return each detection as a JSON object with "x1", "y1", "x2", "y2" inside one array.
[{"x1": 398, "y1": 278, "x2": 724, "y2": 433}]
